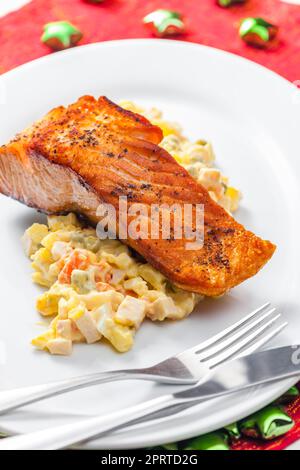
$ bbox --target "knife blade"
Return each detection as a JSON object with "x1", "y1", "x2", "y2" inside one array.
[
  {"x1": 175, "y1": 345, "x2": 300, "y2": 401},
  {"x1": 0, "y1": 345, "x2": 299, "y2": 450}
]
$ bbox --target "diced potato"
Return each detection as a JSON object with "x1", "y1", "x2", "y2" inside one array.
[
  {"x1": 31, "y1": 247, "x2": 57, "y2": 286},
  {"x1": 85, "y1": 236, "x2": 101, "y2": 253},
  {"x1": 169, "y1": 291, "x2": 199, "y2": 319},
  {"x1": 57, "y1": 298, "x2": 68, "y2": 319},
  {"x1": 123, "y1": 277, "x2": 148, "y2": 296},
  {"x1": 36, "y1": 291, "x2": 61, "y2": 316},
  {"x1": 21, "y1": 223, "x2": 48, "y2": 257},
  {"x1": 92, "y1": 302, "x2": 113, "y2": 323},
  {"x1": 42, "y1": 231, "x2": 71, "y2": 250},
  {"x1": 48, "y1": 260, "x2": 63, "y2": 279},
  {"x1": 118, "y1": 100, "x2": 144, "y2": 114},
  {"x1": 115, "y1": 296, "x2": 147, "y2": 329},
  {"x1": 79, "y1": 290, "x2": 124, "y2": 311},
  {"x1": 226, "y1": 186, "x2": 241, "y2": 212},
  {"x1": 31, "y1": 272, "x2": 52, "y2": 288},
  {"x1": 97, "y1": 314, "x2": 134, "y2": 352},
  {"x1": 138, "y1": 264, "x2": 166, "y2": 291},
  {"x1": 154, "y1": 119, "x2": 182, "y2": 137},
  {"x1": 103, "y1": 252, "x2": 133, "y2": 270},
  {"x1": 31, "y1": 330, "x2": 55, "y2": 350},
  {"x1": 51, "y1": 241, "x2": 70, "y2": 260},
  {"x1": 141, "y1": 289, "x2": 164, "y2": 303},
  {"x1": 69, "y1": 304, "x2": 101, "y2": 343},
  {"x1": 160, "y1": 134, "x2": 182, "y2": 154},
  {"x1": 110, "y1": 268, "x2": 126, "y2": 286},
  {"x1": 70, "y1": 320, "x2": 85, "y2": 342},
  {"x1": 147, "y1": 296, "x2": 178, "y2": 321},
  {"x1": 198, "y1": 167, "x2": 221, "y2": 185},
  {"x1": 185, "y1": 140, "x2": 215, "y2": 165},
  {"x1": 184, "y1": 162, "x2": 205, "y2": 180},
  {"x1": 56, "y1": 319, "x2": 72, "y2": 340},
  {"x1": 47, "y1": 213, "x2": 81, "y2": 231},
  {"x1": 125, "y1": 264, "x2": 139, "y2": 278},
  {"x1": 47, "y1": 338, "x2": 72, "y2": 356},
  {"x1": 31, "y1": 247, "x2": 53, "y2": 272}
]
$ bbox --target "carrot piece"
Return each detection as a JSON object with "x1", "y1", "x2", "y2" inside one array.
[{"x1": 58, "y1": 250, "x2": 90, "y2": 284}]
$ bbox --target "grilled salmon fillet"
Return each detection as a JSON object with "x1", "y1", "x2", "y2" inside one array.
[{"x1": 0, "y1": 96, "x2": 275, "y2": 296}]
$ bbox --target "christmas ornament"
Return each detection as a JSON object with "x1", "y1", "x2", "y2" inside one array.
[
  {"x1": 240, "y1": 405, "x2": 294, "y2": 440},
  {"x1": 83, "y1": 0, "x2": 105, "y2": 3},
  {"x1": 239, "y1": 17, "x2": 278, "y2": 48},
  {"x1": 217, "y1": 0, "x2": 246, "y2": 7},
  {"x1": 275, "y1": 386, "x2": 300, "y2": 405},
  {"x1": 183, "y1": 432, "x2": 229, "y2": 450},
  {"x1": 224, "y1": 423, "x2": 241, "y2": 441},
  {"x1": 143, "y1": 9, "x2": 185, "y2": 37},
  {"x1": 41, "y1": 21, "x2": 83, "y2": 51}
]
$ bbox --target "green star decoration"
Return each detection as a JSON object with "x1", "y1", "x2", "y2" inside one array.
[
  {"x1": 240, "y1": 405, "x2": 294, "y2": 440},
  {"x1": 41, "y1": 21, "x2": 83, "y2": 51},
  {"x1": 143, "y1": 9, "x2": 185, "y2": 37},
  {"x1": 240, "y1": 18, "x2": 272, "y2": 42},
  {"x1": 224, "y1": 422, "x2": 241, "y2": 440}
]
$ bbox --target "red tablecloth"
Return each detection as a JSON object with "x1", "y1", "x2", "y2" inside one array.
[
  {"x1": 0, "y1": 0, "x2": 300, "y2": 82},
  {"x1": 0, "y1": 0, "x2": 300, "y2": 450},
  {"x1": 231, "y1": 394, "x2": 300, "y2": 450}
]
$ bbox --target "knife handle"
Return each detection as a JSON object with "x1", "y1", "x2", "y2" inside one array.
[{"x1": 0, "y1": 393, "x2": 180, "y2": 450}]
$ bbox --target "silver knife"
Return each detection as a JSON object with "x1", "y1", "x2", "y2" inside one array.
[{"x1": 0, "y1": 345, "x2": 299, "y2": 450}]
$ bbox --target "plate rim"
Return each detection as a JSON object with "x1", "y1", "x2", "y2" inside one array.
[
  {"x1": 0, "y1": 38, "x2": 299, "y2": 449},
  {"x1": 1, "y1": 38, "x2": 296, "y2": 91}
]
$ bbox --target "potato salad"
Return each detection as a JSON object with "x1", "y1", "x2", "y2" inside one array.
[{"x1": 23, "y1": 104, "x2": 241, "y2": 356}]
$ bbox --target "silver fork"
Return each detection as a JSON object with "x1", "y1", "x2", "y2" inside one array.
[
  {"x1": 0, "y1": 302, "x2": 285, "y2": 416},
  {"x1": 0, "y1": 302, "x2": 287, "y2": 450}
]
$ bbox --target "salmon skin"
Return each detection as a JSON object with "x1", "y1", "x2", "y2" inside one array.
[{"x1": 0, "y1": 96, "x2": 275, "y2": 296}]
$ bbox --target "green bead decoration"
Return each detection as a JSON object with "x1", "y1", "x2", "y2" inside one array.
[
  {"x1": 41, "y1": 21, "x2": 83, "y2": 51},
  {"x1": 239, "y1": 17, "x2": 278, "y2": 48},
  {"x1": 224, "y1": 423, "x2": 241, "y2": 441},
  {"x1": 183, "y1": 432, "x2": 229, "y2": 450},
  {"x1": 143, "y1": 9, "x2": 185, "y2": 37},
  {"x1": 240, "y1": 405, "x2": 294, "y2": 440}
]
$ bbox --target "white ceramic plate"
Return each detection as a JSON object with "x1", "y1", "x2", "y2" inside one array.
[{"x1": 0, "y1": 40, "x2": 299, "y2": 449}]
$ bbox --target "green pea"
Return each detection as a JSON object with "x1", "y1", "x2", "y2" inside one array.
[
  {"x1": 71, "y1": 232, "x2": 85, "y2": 245},
  {"x1": 71, "y1": 269, "x2": 91, "y2": 294}
]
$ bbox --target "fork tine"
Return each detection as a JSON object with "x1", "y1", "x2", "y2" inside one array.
[
  {"x1": 205, "y1": 313, "x2": 282, "y2": 368},
  {"x1": 226, "y1": 321, "x2": 288, "y2": 361},
  {"x1": 196, "y1": 307, "x2": 277, "y2": 360},
  {"x1": 180, "y1": 302, "x2": 271, "y2": 357}
]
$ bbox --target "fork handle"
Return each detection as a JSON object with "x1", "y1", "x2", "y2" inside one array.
[
  {"x1": 0, "y1": 369, "x2": 158, "y2": 415},
  {"x1": 0, "y1": 393, "x2": 180, "y2": 450}
]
